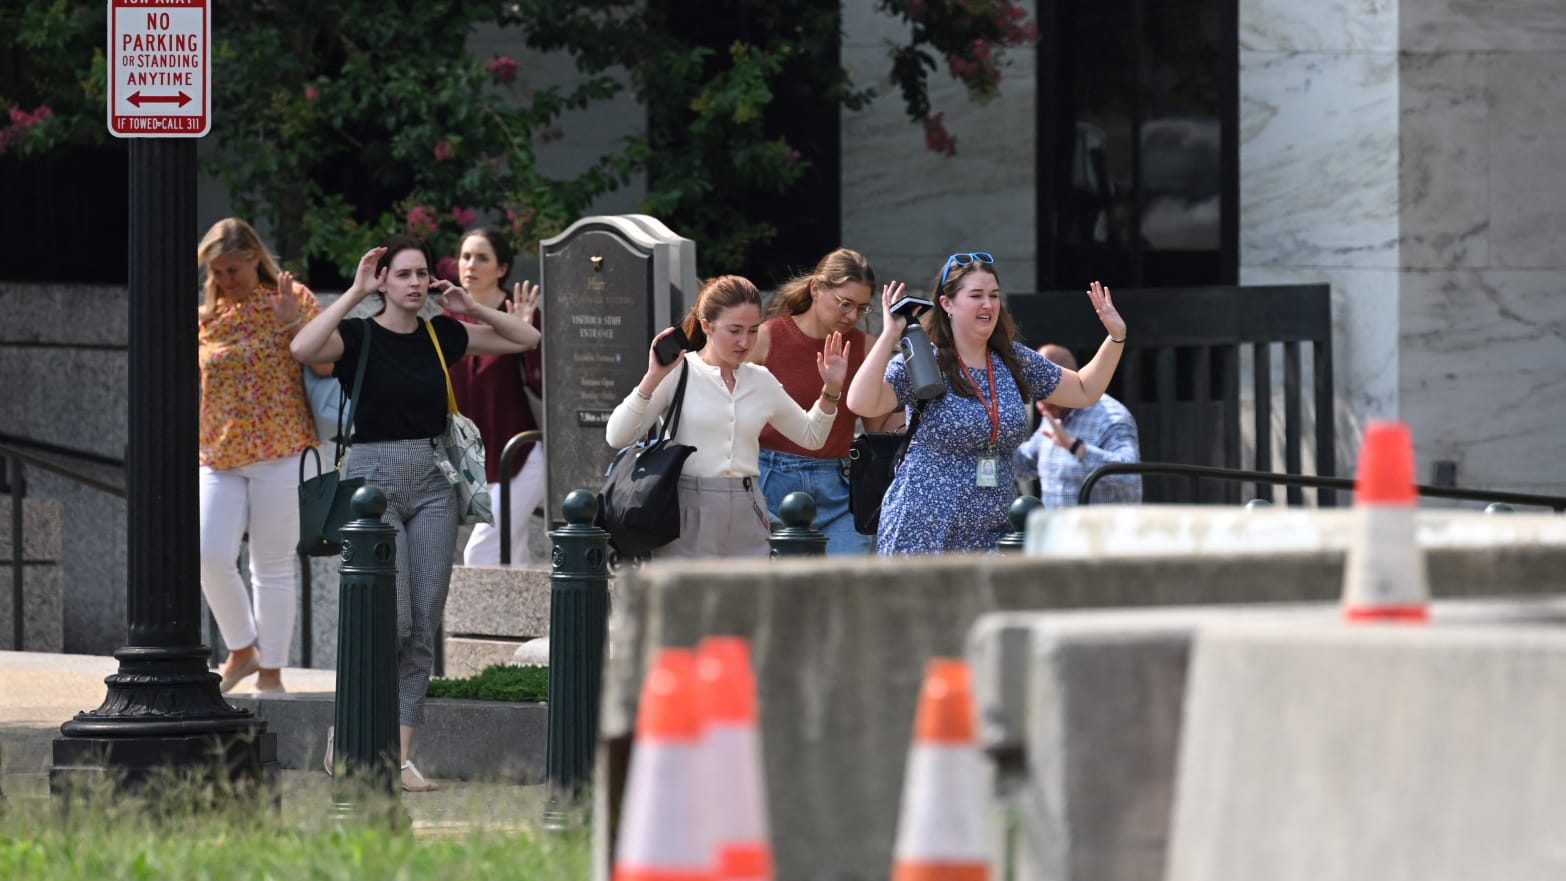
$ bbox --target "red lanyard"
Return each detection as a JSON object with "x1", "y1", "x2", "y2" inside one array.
[{"x1": 956, "y1": 352, "x2": 999, "y2": 447}]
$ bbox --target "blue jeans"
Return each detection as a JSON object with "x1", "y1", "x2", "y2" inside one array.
[{"x1": 757, "y1": 448, "x2": 872, "y2": 556}]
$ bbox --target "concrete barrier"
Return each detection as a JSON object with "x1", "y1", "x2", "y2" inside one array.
[
  {"x1": 1166, "y1": 619, "x2": 1566, "y2": 881},
  {"x1": 965, "y1": 597, "x2": 1566, "y2": 881},
  {"x1": 594, "y1": 531, "x2": 1566, "y2": 881}
]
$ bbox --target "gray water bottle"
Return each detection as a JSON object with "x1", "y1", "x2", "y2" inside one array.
[{"x1": 890, "y1": 294, "x2": 945, "y2": 400}]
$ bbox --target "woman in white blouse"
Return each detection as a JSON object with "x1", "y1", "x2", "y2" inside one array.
[{"x1": 606, "y1": 275, "x2": 848, "y2": 558}]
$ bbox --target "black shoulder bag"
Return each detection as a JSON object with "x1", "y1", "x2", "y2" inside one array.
[
  {"x1": 297, "y1": 324, "x2": 372, "y2": 556},
  {"x1": 847, "y1": 400, "x2": 927, "y2": 535},
  {"x1": 596, "y1": 362, "x2": 697, "y2": 559}
]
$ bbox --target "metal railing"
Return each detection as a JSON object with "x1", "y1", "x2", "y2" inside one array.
[
  {"x1": 498, "y1": 430, "x2": 544, "y2": 565},
  {"x1": 1079, "y1": 461, "x2": 1566, "y2": 512},
  {"x1": 0, "y1": 432, "x2": 126, "y2": 651}
]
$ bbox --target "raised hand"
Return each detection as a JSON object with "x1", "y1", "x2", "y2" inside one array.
[
  {"x1": 349, "y1": 247, "x2": 386, "y2": 299},
  {"x1": 1086, "y1": 280, "x2": 1125, "y2": 341},
  {"x1": 879, "y1": 281, "x2": 908, "y2": 334},
  {"x1": 510, "y1": 281, "x2": 541, "y2": 324},
  {"x1": 1041, "y1": 411, "x2": 1076, "y2": 451},
  {"x1": 433, "y1": 282, "x2": 478, "y2": 315},
  {"x1": 816, "y1": 331, "x2": 849, "y2": 390},
  {"x1": 268, "y1": 270, "x2": 300, "y2": 324}
]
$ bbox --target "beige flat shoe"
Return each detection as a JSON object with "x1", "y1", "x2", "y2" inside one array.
[
  {"x1": 218, "y1": 655, "x2": 261, "y2": 694},
  {"x1": 400, "y1": 760, "x2": 439, "y2": 792}
]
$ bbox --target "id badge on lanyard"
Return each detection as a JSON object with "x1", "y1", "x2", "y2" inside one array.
[{"x1": 976, "y1": 450, "x2": 999, "y2": 487}]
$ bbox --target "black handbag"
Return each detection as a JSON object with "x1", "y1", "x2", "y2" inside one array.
[
  {"x1": 847, "y1": 400, "x2": 926, "y2": 535},
  {"x1": 297, "y1": 324, "x2": 372, "y2": 557},
  {"x1": 596, "y1": 362, "x2": 697, "y2": 559}
]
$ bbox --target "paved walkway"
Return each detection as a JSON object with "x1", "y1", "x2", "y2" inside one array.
[{"x1": 0, "y1": 650, "x2": 545, "y2": 830}]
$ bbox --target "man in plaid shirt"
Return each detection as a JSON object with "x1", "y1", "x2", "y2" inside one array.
[{"x1": 1013, "y1": 344, "x2": 1143, "y2": 507}]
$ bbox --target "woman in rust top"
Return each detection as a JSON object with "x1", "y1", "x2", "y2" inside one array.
[
  {"x1": 750, "y1": 248, "x2": 900, "y2": 554},
  {"x1": 445, "y1": 228, "x2": 544, "y2": 565}
]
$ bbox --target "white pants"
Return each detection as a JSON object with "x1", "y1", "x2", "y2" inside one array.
[
  {"x1": 463, "y1": 449, "x2": 547, "y2": 565},
  {"x1": 198, "y1": 454, "x2": 300, "y2": 668}
]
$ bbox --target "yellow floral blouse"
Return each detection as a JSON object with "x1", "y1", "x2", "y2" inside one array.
[{"x1": 198, "y1": 285, "x2": 321, "y2": 470}]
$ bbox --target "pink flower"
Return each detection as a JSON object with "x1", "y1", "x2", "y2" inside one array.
[
  {"x1": 433, "y1": 140, "x2": 454, "y2": 162},
  {"x1": 486, "y1": 56, "x2": 519, "y2": 84},
  {"x1": 406, "y1": 204, "x2": 438, "y2": 237},
  {"x1": 923, "y1": 113, "x2": 957, "y2": 157},
  {"x1": 32, "y1": 105, "x2": 52, "y2": 120},
  {"x1": 972, "y1": 39, "x2": 992, "y2": 62},
  {"x1": 785, "y1": 147, "x2": 802, "y2": 167},
  {"x1": 436, "y1": 256, "x2": 460, "y2": 282},
  {"x1": 450, "y1": 206, "x2": 477, "y2": 229},
  {"x1": 303, "y1": 85, "x2": 319, "y2": 103}
]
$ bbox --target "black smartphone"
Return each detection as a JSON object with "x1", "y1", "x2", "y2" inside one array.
[{"x1": 652, "y1": 325, "x2": 689, "y2": 366}]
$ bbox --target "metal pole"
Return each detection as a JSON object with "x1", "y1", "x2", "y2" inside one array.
[
  {"x1": 498, "y1": 430, "x2": 542, "y2": 565},
  {"x1": 769, "y1": 491, "x2": 828, "y2": 557},
  {"x1": 9, "y1": 458, "x2": 23, "y2": 650},
  {"x1": 544, "y1": 489, "x2": 611, "y2": 829},
  {"x1": 330, "y1": 487, "x2": 405, "y2": 825},
  {"x1": 52, "y1": 138, "x2": 275, "y2": 797},
  {"x1": 300, "y1": 553, "x2": 313, "y2": 668}
]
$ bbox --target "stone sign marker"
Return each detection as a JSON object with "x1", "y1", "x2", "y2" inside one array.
[{"x1": 539, "y1": 216, "x2": 691, "y2": 525}]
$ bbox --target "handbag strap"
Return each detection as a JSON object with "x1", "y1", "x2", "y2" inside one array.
[
  {"x1": 659, "y1": 360, "x2": 690, "y2": 442},
  {"x1": 333, "y1": 320, "x2": 373, "y2": 468},
  {"x1": 423, "y1": 318, "x2": 460, "y2": 416}
]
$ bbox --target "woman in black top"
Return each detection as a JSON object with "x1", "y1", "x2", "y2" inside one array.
[{"x1": 291, "y1": 235, "x2": 539, "y2": 790}]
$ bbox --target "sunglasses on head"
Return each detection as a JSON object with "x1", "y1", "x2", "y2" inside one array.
[{"x1": 937, "y1": 251, "x2": 995, "y2": 292}]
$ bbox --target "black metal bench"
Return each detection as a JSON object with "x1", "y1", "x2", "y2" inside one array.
[{"x1": 1007, "y1": 284, "x2": 1336, "y2": 506}]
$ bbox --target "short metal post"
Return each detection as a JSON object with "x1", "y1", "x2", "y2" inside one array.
[
  {"x1": 769, "y1": 491, "x2": 828, "y2": 557},
  {"x1": 9, "y1": 457, "x2": 23, "y2": 651},
  {"x1": 330, "y1": 487, "x2": 405, "y2": 826},
  {"x1": 997, "y1": 496, "x2": 1043, "y2": 553},
  {"x1": 544, "y1": 490, "x2": 612, "y2": 830}
]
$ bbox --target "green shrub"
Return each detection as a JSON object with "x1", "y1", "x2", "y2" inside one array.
[{"x1": 427, "y1": 664, "x2": 548, "y2": 703}]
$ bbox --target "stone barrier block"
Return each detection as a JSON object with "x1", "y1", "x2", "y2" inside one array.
[
  {"x1": 444, "y1": 565, "x2": 552, "y2": 639},
  {"x1": 1167, "y1": 621, "x2": 1566, "y2": 881},
  {"x1": 229, "y1": 692, "x2": 546, "y2": 783},
  {"x1": 445, "y1": 636, "x2": 528, "y2": 678}
]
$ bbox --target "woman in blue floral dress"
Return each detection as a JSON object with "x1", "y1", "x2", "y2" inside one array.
[{"x1": 845, "y1": 253, "x2": 1127, "y2": 553}]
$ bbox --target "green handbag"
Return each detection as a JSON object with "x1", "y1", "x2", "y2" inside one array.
[{"x1": 297, "y1": 323, "x2": 371, "y2": 557}]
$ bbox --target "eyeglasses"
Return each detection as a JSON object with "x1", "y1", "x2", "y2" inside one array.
[
  {"x1": 937, "y1": 251, "x2": 995, "y2": 292},
  {"x1": 832, "y1": 293, "x2": 872, "y2": 318}
]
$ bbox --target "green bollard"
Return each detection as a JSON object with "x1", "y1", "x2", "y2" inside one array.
[
  {"x1": 330, "y1": 486, "x2": 406, "y2": 827},
  {"x1": 770, "y1": 491, "x2": 828, "y2": 557},
  {"x1": 997, "y1": 495, "x2": 1043, "y2": 553},
  {"x1": 1484, "y1": 502, "x2": 1514, "y2": 514},
  {"x1": 1245, "y1": 498, "x2": 1274, "y2": 510},
  {"x1": 544, "y1": 490, "x2": 612, "y2": 830}
]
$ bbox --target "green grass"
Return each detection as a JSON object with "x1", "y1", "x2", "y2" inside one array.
[
  {"x1": 0, "y1": 775, "x2": 589, "y2": 881},
  {"x1": 426, "y1": 664, "x2": 548, "y2": 703}
]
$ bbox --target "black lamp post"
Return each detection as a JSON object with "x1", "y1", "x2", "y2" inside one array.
[{"x1": 50, "y1": 139, "x2": 276, "y2": 796}]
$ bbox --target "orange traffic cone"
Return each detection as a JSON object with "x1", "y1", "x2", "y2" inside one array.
[
  {"x1": 1342, "y1": 420, "x2": 1429, "y2": 623},
  {"x1": 890, "y1": 658, "x2": 991, "y2": 881},
  {"x1": 614, "y1": 648, "x2": 712, "y2": 881},
  {"x1": 697, "y1": 637, "x2": 772, "y2": 881}
]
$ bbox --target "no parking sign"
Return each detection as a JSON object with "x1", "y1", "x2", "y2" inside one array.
[{"x1": 107, "y1": 0, "x2": 211, "y2": 137}]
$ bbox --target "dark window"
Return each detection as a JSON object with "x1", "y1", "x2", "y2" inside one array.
[{"x1": 1036, "y1": 0, "x2": 1237, "y2": 289}]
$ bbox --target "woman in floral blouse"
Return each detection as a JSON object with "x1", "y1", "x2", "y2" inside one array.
[{"x1": 197, "y1": 218, "x2": 321, "y2": 694}]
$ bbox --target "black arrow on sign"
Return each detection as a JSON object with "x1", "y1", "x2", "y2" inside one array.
[{"x1": 128, "y1": 91, "x2": 193, "y2": 108}]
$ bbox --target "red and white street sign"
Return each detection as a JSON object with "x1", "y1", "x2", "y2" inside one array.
[{"x1": 107, "y1": 0, "x2": 211, "y2": 138}]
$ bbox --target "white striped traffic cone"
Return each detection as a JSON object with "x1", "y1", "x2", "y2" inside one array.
[
  {"x1": 1342, "y1": 420, "x2": 1429, "y2": 623},
  {"x1": 614, "y1": 648, "x2": 712, "y2": 881},
  {"x1": 697, "y1": 637, "x2": 772, "y2": 881},
  {"x1": 891, "y1": 658, "x2": 992, "y2": 881}
]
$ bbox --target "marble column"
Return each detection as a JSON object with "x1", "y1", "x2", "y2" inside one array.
[{"x1": 1397, "y1": 1, "x2": 1566, "y2": 497}]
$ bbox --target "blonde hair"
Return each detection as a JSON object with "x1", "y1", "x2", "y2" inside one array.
[
  {"x1": 197, "y1": 218, "x2": 282, "y2": 321},
  {"x1": 766, "y1": 248, "x2": 876, "y2": 319}
]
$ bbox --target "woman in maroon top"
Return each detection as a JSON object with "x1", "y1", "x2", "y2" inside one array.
[
  {"x1": 750, "y1": 248, "x2": 901, "y2": 554},
  {"x1": 446, "y1": 228, "x2": 546, "y2": 565}
]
